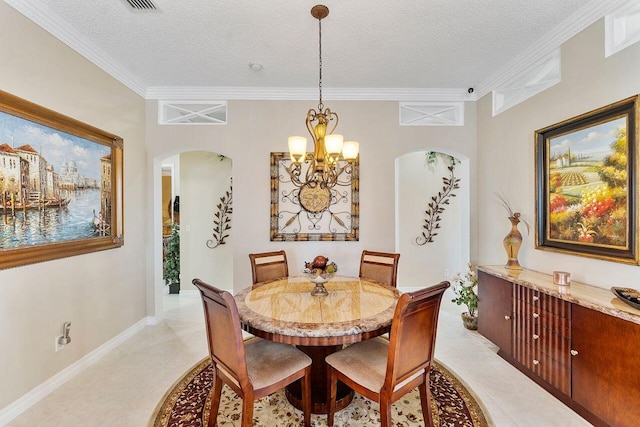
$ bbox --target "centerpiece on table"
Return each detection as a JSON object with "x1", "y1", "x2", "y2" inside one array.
[{"x1": 303, "y1": 255, "x2": 338, "y2": 296}]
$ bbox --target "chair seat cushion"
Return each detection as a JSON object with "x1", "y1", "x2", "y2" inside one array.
[
  {"x1": 326, "y1": 337, "x2": 389, "y2": 393},
  {"x1": 245, "y1": 338, "x2": 311, "y2": 390}
]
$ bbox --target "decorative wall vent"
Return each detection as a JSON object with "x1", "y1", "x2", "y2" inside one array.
[
  {"x1": 605, "y1": 1, "x2": 640, "y2": 58},
  {"x1": 492, "y1": 49, "x2": 561, "y2": 116},
  {"x1": 125, "y1": 0, "x2": 157, "y2": 10},
  {"x1": 399, "y1": 102, "x2": 464, "y2": 126},
  {"x1": 158, "y1": 101, "x2": 227, "y2": 125}
]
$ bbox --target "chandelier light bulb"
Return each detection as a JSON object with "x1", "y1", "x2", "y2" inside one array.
[
  {"x1": 288, "y1": 136, "x2": 308, "y2": 163},
  {"x1": 324, "y1": 134, "x2": 344, "y2": 156},
  {"x1": 342, "y1": 141, "x2": 359, "y2": 160}
]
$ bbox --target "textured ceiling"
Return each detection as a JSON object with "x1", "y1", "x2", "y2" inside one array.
[{"x1": 10, "y1": 0, "x2": 610, "y2": 95}]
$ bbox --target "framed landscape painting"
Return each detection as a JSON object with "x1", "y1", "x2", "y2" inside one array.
[
  {"x1": 0, "y1": 90, "x2": 124, "y2": 269},
  {"x1": 535, "y1": 95, "x2": 638, "y2": 264}
]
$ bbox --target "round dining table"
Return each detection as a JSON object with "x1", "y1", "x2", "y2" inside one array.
[{"x1": 234, "y1": 275, "x2": 400, "y2": 414}]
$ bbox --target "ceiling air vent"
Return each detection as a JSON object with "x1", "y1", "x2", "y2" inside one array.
[{"x1": 125, "y1": 0, "x2": 157, "y2": 10}]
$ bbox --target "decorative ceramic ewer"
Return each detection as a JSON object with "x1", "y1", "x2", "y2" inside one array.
[{"x1": 503, "y1": 213, "x2": 523, "y2": 271}]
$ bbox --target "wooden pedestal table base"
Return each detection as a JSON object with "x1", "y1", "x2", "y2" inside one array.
[{"x1": 285, "y1": 345, "x2": 352, "y2": 414}]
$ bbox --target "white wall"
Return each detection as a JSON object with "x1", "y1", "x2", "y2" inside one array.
[
  {"x1": 477, "y1": 18, "x2": 640, "y2": 290},
  {"x1": 146, "y1": 100, "x2": 478, "y2": 298},
  {"x1": 0, "y1": 3, "x2": 146, "y2": 410},
  {"x1": 180, "y1": 152, "x2": 233, "y2": 291},
  {"x1": 396, "y1": 151, "x2": 469, "y2": 287}
]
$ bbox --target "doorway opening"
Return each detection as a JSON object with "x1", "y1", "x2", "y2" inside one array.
[{"x1": 152, "y1": 150, "x2": 233, "y2": 319}]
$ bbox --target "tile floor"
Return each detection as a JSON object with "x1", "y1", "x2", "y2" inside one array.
[{"x1": 6, "y1": 290, "x2": 591, "y2": 427}]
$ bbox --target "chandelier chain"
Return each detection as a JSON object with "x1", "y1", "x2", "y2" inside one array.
[{"x1": 318, "y1": 17, "x2": 323, "y2": 111}]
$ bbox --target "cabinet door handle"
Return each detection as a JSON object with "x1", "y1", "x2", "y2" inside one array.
[
  {"x1": 532, "y1": 313, "x2": 540, "y2": 319},
  {"x1": 532, "y1": 296, "x2": 540, "y2": 302},
  {"x1": 571, "y1": 350, "x2": 578, "y2": 356},
  {"x1": 533, "y1": 359, "x2": 540, "y2": 365},
  {"x1": 533, "y1": 334, "x2": 539, "y2": 340},
  {"x1": 504, "y1": 315, "x2": 511, "y2": 320}
]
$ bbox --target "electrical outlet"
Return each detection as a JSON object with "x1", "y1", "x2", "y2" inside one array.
[
  {"x1": 55, "y1": 335, "x2": 65, "y2": 352},
  {"x1": 444, "y1": 269, "x2": 450, "y2": 277}
]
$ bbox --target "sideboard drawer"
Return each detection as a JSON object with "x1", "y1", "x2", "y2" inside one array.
[
  {"x1": 514, "y1": 285, "x2": 571, "y2": 319},
  {"x1": 528, "y1": 326, "x2": 571, "y2": 365},
  {"x1": 514, "y1": 338, "x2": 571, "y2": 396},
  {"x1": 515, "y1": 301, "x2": 571, "y2": 337}
]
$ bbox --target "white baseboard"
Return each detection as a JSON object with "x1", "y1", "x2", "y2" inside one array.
[{"x1": 0, "y1": 316, "x2": 152, "y2": 426}]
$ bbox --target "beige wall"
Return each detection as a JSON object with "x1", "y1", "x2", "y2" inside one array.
[
  {"x1": 477, "y1": 19, "x2": 640, "y2": 289},
  {"x1": 146, "y1": 100, "x2": 478, "y2": 296},
  {"x1": 0, "y1": 3, "x2": 146, "y2": 409}
]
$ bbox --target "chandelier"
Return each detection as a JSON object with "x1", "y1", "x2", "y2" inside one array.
[{"x1": 287, "y1": 4, "x2": 359, "y2": 191}]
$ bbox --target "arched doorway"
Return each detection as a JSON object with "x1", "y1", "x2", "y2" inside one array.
[
  {"x1": 395, "y1": 149, "x2": 470, "y2": 289},
  {"x1": 151, "y1": 150, "x2": 233, "y2": 319}
]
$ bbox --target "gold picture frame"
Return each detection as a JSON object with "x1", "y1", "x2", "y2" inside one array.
[
  {"x1": 534, "y1": 95, "x2": 638, "y2": 264},
  {"x1": 0, "y1": 90, "x2": 124, "y2": 269}
]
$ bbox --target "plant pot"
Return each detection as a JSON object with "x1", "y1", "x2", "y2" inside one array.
[
  {"x1": 169, "y1": 282, "x2": 180, "y2": 294},
  {"x1": 461, "y1": 312, "x2": 478, "y2": 330}
]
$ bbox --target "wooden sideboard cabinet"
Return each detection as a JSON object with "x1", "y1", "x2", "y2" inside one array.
[{"x1": 477, "y1": 266, "x2": 640, "y2": 427}]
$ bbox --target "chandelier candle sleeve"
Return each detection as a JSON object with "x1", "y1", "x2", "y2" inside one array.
[
  {"x1": 342, "y1": 141, "x2": 359, "y2": 160},
  {"x1": 288, "y1": 136, "x2": 307, "y2": 163}
]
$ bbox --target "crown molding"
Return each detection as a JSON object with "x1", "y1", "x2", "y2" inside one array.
[
  {"x1": 475, "y1": 0, "x2": 630, "y2": 100},
  {"x1": 145, "y1": 86, "x2": 476, "y2": 102},
  {"x1": 5, "y1": 0, "x2": 148, "y2": 98}
]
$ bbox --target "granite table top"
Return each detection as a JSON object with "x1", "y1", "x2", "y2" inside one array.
[
  {"x1": 478, "y1": 265, "x2": 640, "y2": 326},
  {"x1": 234, "y1": 276, "x2": 400, "y2": 345}
]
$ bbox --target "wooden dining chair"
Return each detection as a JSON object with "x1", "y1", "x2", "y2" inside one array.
[
  {"x1": 359, "y1": 250, "x2": 401, "y2": 288},
  {"x1": 326, "y1": 281, "x2": 450, "y2": 427},
  {"x1": 192, "y1": 278, "x2": 312, "y2": 427},
  {"x1": 248, "y1": 250, "x2": 289, "y2": 285}
]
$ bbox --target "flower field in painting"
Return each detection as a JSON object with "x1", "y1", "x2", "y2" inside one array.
[{"x1": 548, "y1": 118, "x2": 627, "y2": 247}]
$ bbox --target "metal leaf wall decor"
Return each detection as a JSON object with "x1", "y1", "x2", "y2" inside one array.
[
  {"x1": 416, "y1": 153, "x2": 460, "y2": 245},
  {"x1": 206, "y1": 179, "x2": 232, "y2": 249}
]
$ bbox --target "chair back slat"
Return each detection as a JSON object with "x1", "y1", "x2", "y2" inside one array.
[
  {"x1": 249, "y1": 250, "x2": 289, "y2": 284},
  {"x1": 193, "y1": 279, "x2": 249, "y2": 384},
  {"x1": 385, "y1": 281, "x2": 449, "y2": 387}
]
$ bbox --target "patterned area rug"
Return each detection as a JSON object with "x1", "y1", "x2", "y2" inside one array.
[{"x1": 152, "y1": 357, "x2": 488, "y2": 426}]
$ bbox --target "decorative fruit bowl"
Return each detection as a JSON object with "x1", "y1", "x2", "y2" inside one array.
[
  {"x1": 611, "y1": 287, "x2": 640, "y2": 311},
  {"x1": 303, "y1": 270, "x2": 335, "y2": 284},
  {"x1": 303, "y1": 256, "x2": 338, "y2": 296}
]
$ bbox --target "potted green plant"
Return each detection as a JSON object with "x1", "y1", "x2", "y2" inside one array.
[
  {"x1": 163, "y1": 224, "x2": 180, "y2": 294},
  {"x1": 451, "y1": 263, "x2": 478, "y2": 330}
]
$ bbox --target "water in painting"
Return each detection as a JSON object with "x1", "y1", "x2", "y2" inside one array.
[{"x1": 0, "y1": 111, "x2": 112, "y2": 249}]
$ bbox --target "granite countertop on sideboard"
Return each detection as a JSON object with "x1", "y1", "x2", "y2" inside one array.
[{"x1": 478, "y1": 265, "x2": 640, "y2": 326}]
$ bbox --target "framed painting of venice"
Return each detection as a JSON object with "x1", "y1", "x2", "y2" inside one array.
[
  {"x1": 535, "y1": 95, "x2": 638, "y2": 264},
  {"x1": 0, "y1": 90, "x2": 123, "y2": 269}
]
